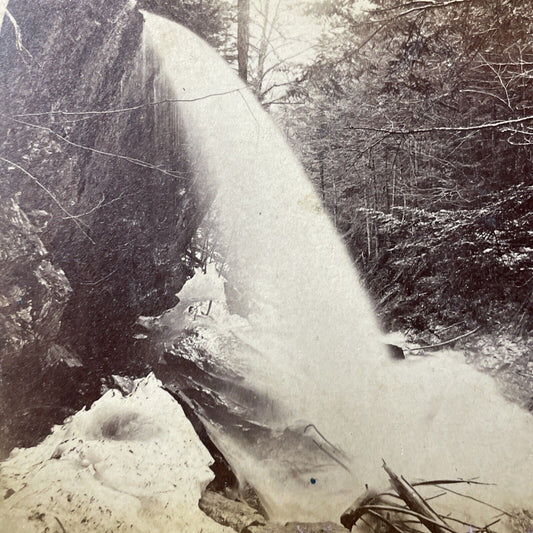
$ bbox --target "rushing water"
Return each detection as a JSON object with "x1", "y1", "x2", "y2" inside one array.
[{"x1": 141, "y1": 12, "x2": 533, "y2": 527}]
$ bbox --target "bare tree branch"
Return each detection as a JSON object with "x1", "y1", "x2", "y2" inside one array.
[
  {"x1": 60, "y1": 192, "x2": 124, "y2": 220},
  {"x1": 349, "y1": 114, "x2": 533, "y2": 135},
  {"x1": 12, "y1": 88, "x2": 244, "y2": 119},
  {"x1": 3, "y1": 9, "x2": 32, "y2": 59},
  {"x1": 0, "y1": 0, "x2": 8, "y2": 33}
]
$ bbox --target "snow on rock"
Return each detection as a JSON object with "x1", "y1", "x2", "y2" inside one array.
[
  {"x1": 154, "y1": 266, "x2": 254, "y2": 358},
  {"x1": 137, "y1": 265, "x2": 239, "y2": 334},
  {"x1": 177, "y1": 264, "x2": 227, "y2": 306},
  {"x1": 0, "y1": 374, "x2": 233, "y2": 533}
]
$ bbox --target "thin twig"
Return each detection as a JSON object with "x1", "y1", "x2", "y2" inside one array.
[
  {"x1": 2, "y1": 114, "x2": 185, "y2": 180},
  {"x1": 60, "y1": 193, "x2": 104, "y2": 220},
  {"x1": 54, "y1": 516, "x2": 67, "y2": 533},
  {"x1": 482, "y1": 518, "x2": 502, "y2": 531},
  {"x1": 434, "y1": 484, "x2": 512, "y2": 517},
  {"x1": 425, "y1": 492, "x2": 447, "y2": 502},
  {"x1": 0, "y1": 156, "x2": 95, "y2": 244},
  {"x1": 376, "y1": 491, "x2": 410, "y2": 501},
  {"x1": 442, "y1": 514, "x2": 500, "y2": 533},
  {"x1": 77, "y1": 268, "x2": 118, "y2": 287},
  {"x1": 441, "y1": 514, "x2": 485, "y2": 531},
  {"x1": 358, "y1": 505, "x2": 458, "y2": 533},
  {"x1": 412, "y1": 479, "x2": 492, "y2": 487},
  {"x1": 60, "y1": 192, "x2": 124, "y2": 220},
  {"x1": 12, "y1": 88, "x2": 244, "y2": 119}
]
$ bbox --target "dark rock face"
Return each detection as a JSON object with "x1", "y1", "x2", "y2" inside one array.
[
  {"x1": 0, "y1": 195, "x2": 76, "y2": 453},
  {"x1": 0, "y1": 1, "x2": 205, "y2": 454},
  {"x1": 385, "y1": 343, "x2": 405, "y2": 360},
  {"x1": 0, "y1": 197, "x2": 71, "y2": 350}
]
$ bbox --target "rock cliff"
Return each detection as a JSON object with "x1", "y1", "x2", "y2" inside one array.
[{"x1": 0, "y1": 0, "x2": 204, "y2": 455}]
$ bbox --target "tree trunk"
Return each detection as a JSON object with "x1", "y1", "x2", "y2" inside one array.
[
  {"x1": 237, "y1": 0, "x2": 250, "y2": 82},
  {"x1": 255, "y1": 0, "x2": 271, "y2": 95}
]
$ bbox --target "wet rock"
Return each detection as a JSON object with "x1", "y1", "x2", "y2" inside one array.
[
  {"x1": 199, "y1": 490, "x2": 267, "y2": 532},
  {"x1": 162, "y1": 385, "x2": 240, "y2": 493},
  {"x1": 111, "y1": 375, "x2": 136, "y2": 396},
  {"x1": 197, "y1": 489, "x2": 345, "y2": 533},
  {"x1": 239, "y1": 481, "x2": 269, "y2": 518},
  {"x1": 0, "y1": 195, "x2": 71, "y2": 358},
  {"x1": 385, "y1": 343, "x2": 405, "y2": 360},
  {"x1": 44, "y1": 343, "x2": 82, "y2": 368}
]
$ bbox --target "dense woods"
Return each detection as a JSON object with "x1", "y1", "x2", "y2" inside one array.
[
  {"x1": 173, "y1": 0, "x2": 532, "y2": 336},
  {"x1": 227, "y1": 0, "x2": 533, "y2": 416},
  {"x1": 283, "y1": 0, "x2": 533, "y2": 335}
]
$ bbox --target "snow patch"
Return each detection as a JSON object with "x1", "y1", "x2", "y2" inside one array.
[{"x1": 0, "y1": 374, "x2": 232, "y2": 533}]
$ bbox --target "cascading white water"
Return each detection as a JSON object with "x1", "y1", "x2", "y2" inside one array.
[{"x1": 141, "y1": 12, "x2": 533, "y2": 527}]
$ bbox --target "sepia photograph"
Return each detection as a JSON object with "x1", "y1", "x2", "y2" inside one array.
[{"x1": 0, "y1": 1, "x2": 532, "y2": 532}]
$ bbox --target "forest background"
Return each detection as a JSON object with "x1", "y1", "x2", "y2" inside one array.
[
  {"x1": 154, "y1": 0, "x2": 532, "y2": 331},
  {"x1": 128, "y1": 0, "x2": 533, "y2": 401}
]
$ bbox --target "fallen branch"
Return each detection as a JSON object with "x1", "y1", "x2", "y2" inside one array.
[
  {"x1": 407, "y1": 326, "x2": 481, "y2": 352},
  {"x1": 383, "y1": 461, "x2": 453, "y2": 533},
  {"x1": 341, "y1": 466, "x2": 506, "y2": 533},
  {"x1": 356, "y1": 504, "x2": 458, "y2": 533}
]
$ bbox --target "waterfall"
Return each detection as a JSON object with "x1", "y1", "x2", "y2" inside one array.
[{"x1": 141, "y1": 12, "x2": 533, "y2": 526}]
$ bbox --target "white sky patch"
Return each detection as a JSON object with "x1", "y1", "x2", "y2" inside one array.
[{"x1": 238, "y1": 0, "x2": 375, "y2": 102}]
